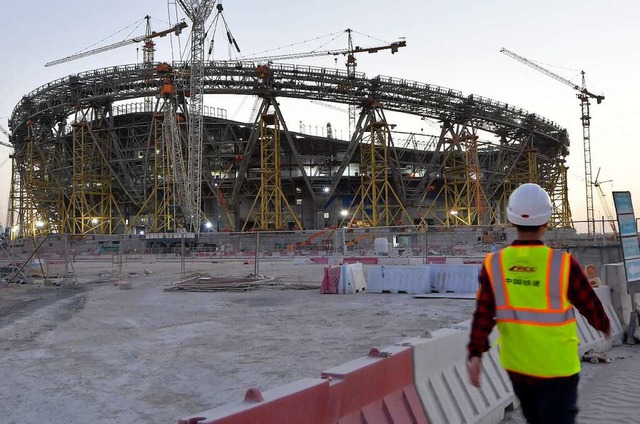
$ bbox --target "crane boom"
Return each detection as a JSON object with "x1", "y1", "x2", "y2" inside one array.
[
  {"x1": 0, "y1": 123, "x2": 12, "y2": 149},
  {"x1": 242, "y1": 40, "x2": 406, "y2": 63},
  {"x1": 500, "y1": 47, "x2": 605, "y2": 236},
  {"x1": 243, "y1": 33, "x2": 405, "y2": 137},
  {"x1": 45, "y1": 21, "x2": 187, "y2": 67},
  {"x1": 499, "y1": 48, "x2": 604, "y2": 103}
]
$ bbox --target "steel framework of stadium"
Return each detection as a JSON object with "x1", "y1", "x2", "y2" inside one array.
[{"x1": 5, "y1": 61, "x2": 572, "y2": 237}]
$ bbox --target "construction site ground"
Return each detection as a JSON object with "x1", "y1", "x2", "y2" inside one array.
[{"x1": 0, "y1": 256, "x2": 638, "y2": 423}]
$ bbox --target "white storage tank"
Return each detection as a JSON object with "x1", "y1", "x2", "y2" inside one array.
[{"x1": 374, "y1": 237, "x2": 389, "y2": 256}]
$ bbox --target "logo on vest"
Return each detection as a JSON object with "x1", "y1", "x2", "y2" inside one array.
[{"x1": 508, "y1": 265, "x2": 537, "y2": 273}]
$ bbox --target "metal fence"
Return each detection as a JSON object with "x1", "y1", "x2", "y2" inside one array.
[{"x1": 0, "y1": 221, "x2": 628, "y2": 285}]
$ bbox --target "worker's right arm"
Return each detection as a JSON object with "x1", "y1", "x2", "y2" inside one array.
[{"x1": 467, "y1": 266, "x2": 496, "y2": 359}]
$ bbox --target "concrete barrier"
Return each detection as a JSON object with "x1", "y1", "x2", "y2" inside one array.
[
  {"x1": 178, "y1": 378, "x2": 331, "y2": 424},
  {"x1": 322, "y1": 345, "x2": 429, "y2": 423},
  {"x1": 401, "y1": 328, "x2": 513, "y2": 424}
]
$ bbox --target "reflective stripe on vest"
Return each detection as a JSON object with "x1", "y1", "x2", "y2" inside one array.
[
  {"x1": 494, "y1": 308, "x2": 574, "y2": 323},
  {"x1": 488, "y1": 248, "x2": 569, "y2": 316}
]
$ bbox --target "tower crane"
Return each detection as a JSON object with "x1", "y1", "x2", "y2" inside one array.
[
  {"x1": 44, "y1": 17, "x2": 187, "y2": 67},
  {"x1": 500, "y1": 47, "x2": 604, "y2": 237},
  {"x1": 0, "y1": 123, "x2": 12, "y2": 149},
  {"x1": 177, "y1": 0, "x2": 217, "y2": 233},
  {"x1": 593, "y1": 168, "x2": 618, "y2": 237},
  {"x1": 241, "y1": 38, "x2": 406, "y2": 63},
  {"x1": 242, "y1": 30, "x2": 406, "y2": 136}
]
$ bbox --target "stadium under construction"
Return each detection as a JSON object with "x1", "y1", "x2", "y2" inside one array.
[
  {"x1": 2, "y1": 1, "x2": 577, "y2": 243},
  {"x1": 5, "y1": 58, "x2": 573, "y2": 240}
]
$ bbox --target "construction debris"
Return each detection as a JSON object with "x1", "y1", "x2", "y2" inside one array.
[
  {"x1": 582, "y1": 349, "x2": 612, "y2": 364},
  {"x1": 164, "y1": 274, "x2": 318, "y2": 292}
]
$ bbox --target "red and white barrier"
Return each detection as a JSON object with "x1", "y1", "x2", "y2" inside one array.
[
  {"x1": 320, "y1": 266, "x2": 341, "y2": 294},
  {"x1": 178, "y1": 378, "x2": 331, "y2": 424},
  {"x1": 178, "y1": 346, "x2": 428, "y2": 424},
  {"x1": 322, "y1": 346, "x2": 428, "y2": 423}
]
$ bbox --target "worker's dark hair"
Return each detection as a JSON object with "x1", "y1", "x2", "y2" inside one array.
[{"x1": 515, "y1": 224, "x2": 544, "y2": 233}]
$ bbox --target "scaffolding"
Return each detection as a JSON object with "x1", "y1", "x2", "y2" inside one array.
[
  {"x1": 26, "y1": 142, "x2": 57, "y2": 235},
  {"x1": 128, "y1": 111, "x2": 178, "y2": 233},
  {"x1": 243, "y1": 111, "x2": 302, "y2": 231},
  {"x1": 545, "y1": 158, "x2": 573, "y2": 228},
  {"x1": 10, "y1": 122, "x2": 64, "y2": 237},
  {"x1": 348, "y1": 105, "x2": 413, "y2": 227},
  {"x1": 419, "y1": 123, "x2": 493, "y2": 226},
  {"x1": 65, "y1": 120, "x2": 121, "y2": 234}
]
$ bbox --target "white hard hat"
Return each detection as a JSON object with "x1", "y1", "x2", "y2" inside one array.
[{"x1": 507, "y1": 183, "x2": 553, "y2": 226}]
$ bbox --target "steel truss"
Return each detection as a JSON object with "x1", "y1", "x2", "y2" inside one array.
[{"x1": 7, "y1": 61, "x2": 573, "y2": 236}]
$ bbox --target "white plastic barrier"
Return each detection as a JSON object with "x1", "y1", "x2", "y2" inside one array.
[
  {"x1": 339, "y1": 263, "x2": 367, "y2": 294},
  {"x1": 367, "y1": 266, "x2": 431, "y2": 294},
  {"x1": 429, "y1": 265, "x2": 481, "y2": 293},
  {"x1": 576, "y1": 286, "x2": 625, "y2": 354},
  {"x1": 400, "y1": 327, "x2": 514, "y2": 424}
]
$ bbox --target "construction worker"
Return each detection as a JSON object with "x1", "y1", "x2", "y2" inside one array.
[{"x1": 467, "y1": 183, "x2": 611, "y2": 424}]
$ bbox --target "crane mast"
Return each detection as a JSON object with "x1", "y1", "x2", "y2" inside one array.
[
  {"x1": 178, "y1": 0, "x2": 216, "y2": 233},
  {"x1": 500, "y1": 48, "x2": 604, "y2": 236}
]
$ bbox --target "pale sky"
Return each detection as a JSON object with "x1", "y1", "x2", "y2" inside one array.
[{"x1": 1, "y1": 0, "x2": 639, "y2": 231}]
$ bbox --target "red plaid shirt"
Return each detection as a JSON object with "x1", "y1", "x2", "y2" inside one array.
[{"x1": 468, "y1": 240, "x2": 611, "y2": 382}]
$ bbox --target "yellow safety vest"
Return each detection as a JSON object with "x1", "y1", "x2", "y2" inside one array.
[{"x1": 486, "y1": 245, "x2": 580, "y2": 377}]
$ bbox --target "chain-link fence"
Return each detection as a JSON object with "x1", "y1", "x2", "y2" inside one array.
[{"x1": 0, "y1": 221, "x2": 628, "y2": 285}]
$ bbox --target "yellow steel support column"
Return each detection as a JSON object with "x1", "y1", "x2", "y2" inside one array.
[
  {"x1": 469, "y1": 139, "x2": 491, "y2": 225},
  {"x1": 156, "y1": 113, "x2": 177, "y2": 232},
  {"x1": 422, "y1": 123, "x2": 491, "y2": 227},
  {"x1": 7, "y1": 155, "x2": 23, "y2": 239},
  {"x1": 546, "y1": 159, "x2": 573, "y2": 229},
  {"x1": 348, "y1": 109, "x2": 413, "y2": 227},
  {"x1": 19, "y1": 126, "x2": 63, "y2": 237},
  {"x1": 243, "y1": 112, "x2": 302, "y2": 231},
  {"x1": 66, "y1": 122, "x2": 118, "y2": 234},
  {"x1": 131, "y1": 113, "x2": 176, "y2": 233}
]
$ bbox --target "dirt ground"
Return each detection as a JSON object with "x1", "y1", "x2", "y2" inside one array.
[
  {"x1": 0, "y1": 257, "x2": 478, "y2": 423},
  {"x1": 1, "y1": 256, "x2": 636, "y2": 424}
]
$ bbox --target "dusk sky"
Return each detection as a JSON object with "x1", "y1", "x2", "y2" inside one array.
[{"x1": 1, "y1": 0, "x2": 639, "y2": 231}]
